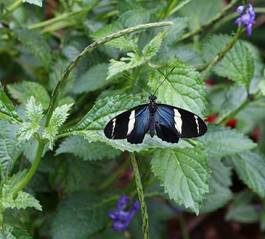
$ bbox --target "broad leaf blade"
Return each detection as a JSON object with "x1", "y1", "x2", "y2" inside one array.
[{"x1": 151, "y1": 146, "x2": 209, "y2": 213}]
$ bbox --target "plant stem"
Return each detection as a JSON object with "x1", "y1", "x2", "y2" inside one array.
[
  {"x1": 129, "y1": 153, "x2": 149, "y2": 239},
  {"x1": 12, "y1": 141, "x2": 45, "y2": 196},
  {"x1": 199, "y1": 27, "x2": 242, "y2": 74},
  {"x1": 2, "y1": 0, "x2": 23, "y2": 17},
  {"x1": 179, "y1": 213, "x2": 190, "y2": 239},
  {"x1": 45, "y1": 21, "x2": 173, "y2": 127},
  {"x1": 178, "y1": 0, "x2": 239, "y2": 42}
]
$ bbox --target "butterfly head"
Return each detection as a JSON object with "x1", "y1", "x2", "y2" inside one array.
[{"x1": 149, "y1": 95, "x2": 157, "y2": 102}]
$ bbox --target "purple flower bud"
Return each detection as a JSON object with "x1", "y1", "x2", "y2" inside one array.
[
  {"x1": 108, "y1": 195, "x2": 140, "y2": 232},
  {"x1": 235, "y1": 3, "x2": 255, "y2": 37}
]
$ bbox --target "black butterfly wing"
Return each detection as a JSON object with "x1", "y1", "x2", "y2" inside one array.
[
  {"x1": 155, "y1": 104, "x2": 207, "y2": 143},
  {"x1": 104, "y1": 104, "x2": 150, "y2": 144}
]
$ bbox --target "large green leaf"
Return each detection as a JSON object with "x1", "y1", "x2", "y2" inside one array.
[
  {"x1": 51, "y1": 192, "x2": 111, "y2": 239},
  {"x1": 200, "y1": 159, "x2": 232, "y2": 213},
  {"x1": 203, "y1": 35, "x2": 255, "y2": 88},
  {"x1": 151, "y1": 146, "x2": 209, "y2": 213},
  {"x1": 231, "y1": 152, "x2": 265, "y2": 198},
  {"x1": 7, "y1": 81, "x2": 50, "y2": 109},
  {"x1": 71, "y1": 63, "x2": 109, "y2": 94},
  {"x1": 56, "y1": 136, "x2": 121, "y2": 160},
  {"x1": 15, "y1": 29, "x2": 51, "y2": 68},
  {"x1": 199, "y1": 125, "x2": 256, "y2": 158},
  {"x1": 148, "y1": 61, "x2": 206, "y2": 116}
]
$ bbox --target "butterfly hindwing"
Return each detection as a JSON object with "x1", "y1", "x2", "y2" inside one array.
[
  {"x1": 155, "y1": 104, "x2": 207, "y2": 142},
  {"x1": 104, "y1": 104, "x2": 150, "y2": 144}
]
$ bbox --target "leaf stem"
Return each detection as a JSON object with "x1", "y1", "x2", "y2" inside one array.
[
  {"x1": 45, "y1": 21, "x2": 173, "y2": 127},
  {"x1": 2, "y1": 0, "x2": 23, "y2": 17},
  {"x1": 178, "y1": 0, "x2": 239, "y2": 42},
  {"x1": 12, "y1": 140, "x2": 45, "y2": 196},
  {"x1": 129, "y1": 152, "x2": 149, "y2": 239},
  {"x1": 179, "y1": 213, "x2": 190, "y2": 239},
  {"x1": 199, "y1": 27, "x2": 242, "y2": 74}
]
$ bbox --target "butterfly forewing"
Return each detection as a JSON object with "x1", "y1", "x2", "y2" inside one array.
[
  {"x1": 155, "y1": 104, "x2": 207, "y2": 142},
  {"x1": 104, "y1": 104, "x2": 150, "y2": 144}
]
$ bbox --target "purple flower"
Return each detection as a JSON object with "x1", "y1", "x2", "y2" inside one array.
[
  {"x1": 108, "y1": 195, "x2": 140, "y2": 232},
  {"x1": 235, "y1": 4, "x2": 255, "y2": 36}
]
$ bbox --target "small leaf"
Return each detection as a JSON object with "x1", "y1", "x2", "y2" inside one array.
[
  {"x1": 151, "y1": 146, "x2": 209, "y2": 213},
  {"x1": 0, "y1": 122, "x2": 23, "y2": 180},
  {"x1": 56, "y1": 136, "x2": 121, "y2": 160},
  {"x1": 1, "y1": 191, "x2": 42, "y2": 211},
  {"x1": 18, "y1": 97, "x2": 43, "y2": 141},
  {"x1": 22, "y1": 0, "x2": 43, "y2": 7},
  {"x1": 148, "y1": 61, "x2": 206, "y2": 116},
  {"x1": 107, "y1": 32, "x2": 165, "y2": 80},
  {"x1": 15, "y1": 29, "x2": 51, "y2": 68},
  {"x1": 0, "y1": 87, "x2": 19, "y2": 123},
  {"x1": 7, "y1": 81, "x2": 50, "y2": 109},
  {"x1": 203, "y1": 35, "x2": 255, "y2": 88},
  {"x1": 142, "y1": 31, "x2": 166, "y2": 59},
  {"x1": 259, "y1": 78, "x2": 265, "y2": 96},
  {"x1": 200, "y1": 125, "x2": 256, "y2": 158},
  {"x1": 71, "y1": 63, "x2": 109, "y2": 94},
  {"x1": 200, "y1": 159, "x2": 232, "y2": 213},
  {"x1": 43, "y1": 103, "x2": 72, "y2": 149},
  {"x1": 231, "y1": 152, "x2": 265, "y2": 198}
]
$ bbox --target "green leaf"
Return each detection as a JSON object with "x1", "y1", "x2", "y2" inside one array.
[
  {"x1": 200, "y1": 159, "x2": 232, "y2": 213},
  {"x1": 259, "y1": 78, "x2": 265, "y2": 96},
  {"x1": 71, "y1": 63, "x2": 109, "y2": 94},
  {"x1": 51, "y1": 192, "x2": 110, "y2": 239},
  {"x1": 231, "y1": 152, "x2": 265, "y2": 198},
  {"x1": 180, "y1": 0, "x2": 223, "y2": 30},
  {"x1": 203, "y1": 35, "x2": 255, "y2": 88},
  {"x1": 0, "y1": 122, "x2": 23, "y2": 180},
  {"x1": 148, "y1": 61, "x2": 206, "y2": 116},
  {"x1": 91, "y1": 22, "x2": 136, "y2": 51},
  {"x1": 15, "y1": 29, "x2": 51, "y2": 68},
  {"x1": 7, "y1": 81, "x2": 50, "y2": 109},
  {"x1": 17, "y1": 97, "x2": 43, "y2": 141},
  {"x1": 142, "y1": 31, "x2": 166, "y2": 59},
  {"x1": 107, "y1": 32, "x2": 165, "y2": 80},
  {"x1": 0, "y1": 224, "x2": 32, "y2": 239},
  {"x1": 1, "y1": 191, "x2": 42, "y2": 211},
  {"x1": 0, "y1": 85, "x2": 20, "y2": 123},
  {"x1": 119, "y1": 8, "x2": 151, "y2": 28},
  {"x1": 22, "y1": 0, "x2": 43, "y2": 7},
  {"x1": 199, "y1": 125, "x2": 256, "y2": 158},
  {"x1": 151, "y1": 146, "x2": 209, "y2": 214},
  {"x1": 56, "y1": 136, "x2": 121, "y2": 160},
  {"x1": 43, "y1": 103, "x2": 72, "y2": 149},
  {"x1": 226, "y1": 192, "x2": 258, "y2": 223},
  {"x1": 69, "y1": 94, "x2": 190, "y2": 152}
]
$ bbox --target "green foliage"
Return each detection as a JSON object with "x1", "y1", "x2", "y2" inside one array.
[
  {"x1": 149, "y1": 61, "x2": 206, "y2": 116},
  {"x1": 7, "y1": 81, "x2": 50, "y2": 109},
  {"x1": 56, "y1": 136, "x2": 121, "y2": 160},
  {"x1": 151, "y1": 146, "x2": 209, "y2": 214},
  {"x1": 43, "y1": 103, "x2": 72, "y2": 149},
  {"x1": 51, "y1": 192, "x2": 111, "y2": 239},
  {"x1": 0, "y1": 122, "x2": 23, "y2": 180},
  {"x1": 107, "y1": 32, "x2": 166, "y2": 80},
  {"x1": 18, "y1": 97, "x2": 43, "y2": 141},
  {"x1": 200, "y1": 159, "x2": 232, "y2": 213},
  {"x1": 203, "y1": 35, "x2": 255, "y2": 89},
  {"x1": 22, "y1": 0, "x2": 43, "y2": 7},
  {"x1": 200, "y1": 125, "x2": 256, "y2": 158},
  {"x1": 231, "y1": 152, "x2": 265, "y2": 198}
]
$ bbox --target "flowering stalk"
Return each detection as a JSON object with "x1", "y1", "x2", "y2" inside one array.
[{"x1": 129, "y1": 153, "x2": 149, "y2": 239}]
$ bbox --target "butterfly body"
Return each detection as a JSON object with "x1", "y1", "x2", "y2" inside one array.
[{"x1": 104, "y1": 95, "x2": 207, "y2": 144}]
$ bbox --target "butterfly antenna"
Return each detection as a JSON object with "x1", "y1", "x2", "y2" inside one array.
[
  {"x1": 122, "y1": 72, "x2": 152, "y2": 96},
  {"x1": 152, "y1": 67, "x2": 176, "y2": 96}
]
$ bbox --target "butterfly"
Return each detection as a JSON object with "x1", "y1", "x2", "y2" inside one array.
[{"x1": 104, "y1": 95, "x2": 207, "y2": 144}]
